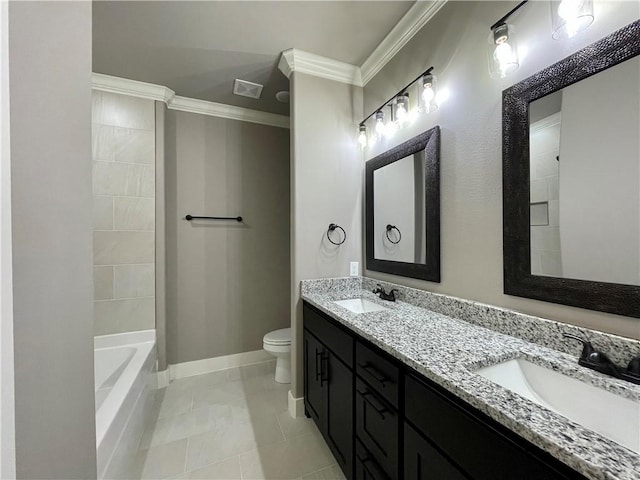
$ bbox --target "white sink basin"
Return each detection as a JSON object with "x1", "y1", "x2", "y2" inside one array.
[
  {"x1": 476, "y1": 359, "x2": 639, "y2": 454},
  {"x1": 334, "y1": 299, "x2": 389, "y2": 314}
]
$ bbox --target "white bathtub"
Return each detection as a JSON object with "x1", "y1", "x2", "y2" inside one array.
[{"x1": 94, "y1": 330, "x2": 156, "y2": 479}]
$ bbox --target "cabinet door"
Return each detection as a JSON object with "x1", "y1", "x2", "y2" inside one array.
[
  {"x1": 326, "y1": 351, "x2": 354, "y2": 479},
  {"x1": 404, "y1": 422, "x2": 467, "y2": 480},
  {"x1": 303, "y1": 330, "x2": 324, "y2": 425}
]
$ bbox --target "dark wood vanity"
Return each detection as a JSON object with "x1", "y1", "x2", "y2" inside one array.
[{"x1": 303, "y1": 301, "x2": 588, "y2": 480}]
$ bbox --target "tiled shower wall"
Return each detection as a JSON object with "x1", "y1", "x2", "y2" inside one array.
[
  {"x1": 92, "y1": 91, "x2": 156, "y2": 335},
  {"x1": 530, "y1": 117, "x2": 562, "y2": 277}
]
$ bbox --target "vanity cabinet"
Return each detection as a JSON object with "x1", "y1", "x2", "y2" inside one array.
[
  {"x1": 302, "y1": 301, "x2": 587, "y2": 480},
  {"x1": 303, "y1": 303, "x2": 354, "y2": 479},
  {"x1": 404, "y1": 373, "x2": 586, "y2": 480}
]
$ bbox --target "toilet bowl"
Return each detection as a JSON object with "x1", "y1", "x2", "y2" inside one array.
[{"x1": 263, "y1": 328, "x2": 291, "y2": 384}]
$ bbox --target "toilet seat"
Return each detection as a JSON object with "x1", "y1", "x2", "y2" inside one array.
[{"x1": 263, "y1": 328, "x2": 291, "y2": 346}]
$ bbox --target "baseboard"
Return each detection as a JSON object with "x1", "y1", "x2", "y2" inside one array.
[
  {"x1": 157, "y1": 349, "x2": 273, "y2": 383},
  {"x1": 288, "y1": 390, "x2": 305, "y2": 419},
  {"x1": 156, "y1": 369, "x2": 170, "y2": 389}
]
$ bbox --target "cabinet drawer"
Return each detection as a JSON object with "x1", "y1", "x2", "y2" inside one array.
[
  {"x1": 303, "y1": 303, "x2": 353, "y2": 367},
  {"x1": 404, "y1": 422, "x2": 467, "y2": 480},
  {"x1": 356, "y1": 378, "x2": 398, "y2": 480},
  {"x1": 356, "y1": 440, "x2": 391, "y2": 480},
  {"x1": 405, "y1": 374, "x2": 581, "y2": 480},
  {"x1": 356, "y1": 341, "x2": 399, "y2": 407}
]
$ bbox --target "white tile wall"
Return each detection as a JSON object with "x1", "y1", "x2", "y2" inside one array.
[
  {"x1": 530, "y1": 119, "x2": 562, "y2": 277},
  {"x1": 92, "y1": 90, "x2": 155, "y2": 336}
]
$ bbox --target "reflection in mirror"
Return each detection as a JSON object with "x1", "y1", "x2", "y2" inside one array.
[
  {"x1": 373, "y1": 152, "x2": 426, "y2": 263},
  {"x1": 528, "y1": 57, "x2": 640, "y2": 285},
  {"x1": 366, "y1": 126, "x2": 440, "y2": 282}
]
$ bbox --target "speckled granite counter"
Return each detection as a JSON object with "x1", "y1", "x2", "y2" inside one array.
[{"x1": 301, "y1": 277, "x2": 640, "y2": 480}]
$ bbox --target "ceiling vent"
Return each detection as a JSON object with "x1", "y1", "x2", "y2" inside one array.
[{"x1": 233, "y1": 79, "x2": 263, "y2": 99}]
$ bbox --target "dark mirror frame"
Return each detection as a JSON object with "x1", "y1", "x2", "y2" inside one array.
[
  {"x1": 503, "y1": 20, "x2": 640, "y2": 318},
  {"x1": 366, "y1": 126, "x2": 440, "y2": 282}
]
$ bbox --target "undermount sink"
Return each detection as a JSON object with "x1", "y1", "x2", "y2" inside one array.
[
  {"x1": 476, "y1": 359, "x2": 640, "y2": 454},
  {"x1": 334, "y1": 298, "x2": 389, "y2": 314}
]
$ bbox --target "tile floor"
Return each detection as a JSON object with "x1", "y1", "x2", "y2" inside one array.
[{"x1": 118, "y1": 360, "x2": 346, "y2": 479}]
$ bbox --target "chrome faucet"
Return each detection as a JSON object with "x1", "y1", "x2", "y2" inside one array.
[{"x1": 372, "y1": 284, "x2": 398, "y2": 302}]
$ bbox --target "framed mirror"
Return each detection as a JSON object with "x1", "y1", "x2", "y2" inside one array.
[
  {"x1": 503, "y1": 20, "x2": 640, "y2": 318},
  {"x1": 366, "y1": 126, "x2": 440, "y2": 282}
]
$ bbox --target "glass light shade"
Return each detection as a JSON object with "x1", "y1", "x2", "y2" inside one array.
[
  {"x1": 419, "y1": 74, "x2": 439, "y2": 113},
  {"x1": 358, "y1": 125, "x2": 367, "y2": 148},
  {"x1": 374, "y1": 111, "x2": 385, "y2": 140},
  {"x1": 395, "y1": 94, "x2": 408, "y2": 124},
  {"x1": 551, "y1": 0, "x2": 594, "y2": 40},
  {"x1": 487, "y1": 24, "x2": 519, "y2": 79}
]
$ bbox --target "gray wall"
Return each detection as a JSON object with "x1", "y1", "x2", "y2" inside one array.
[
  {"x1": 165, "y1": 111, "x2": 290, "y2": 364},
  {"x1": 363, "y1": 1, "x2": 640, "y2": 340},
  {"x1": 9, "y1": 2, "x2": 97, "y2": 478},
  {"x1": 290, "y1": 72, "x2": 363, "y2": 397},
  {"x1": 92, "y1": 90, "x2": 157, "y2": 335}
]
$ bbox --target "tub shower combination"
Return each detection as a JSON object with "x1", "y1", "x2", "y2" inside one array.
[{"x1": 94, "y1": 330, "x2": 156, "y2": 479}]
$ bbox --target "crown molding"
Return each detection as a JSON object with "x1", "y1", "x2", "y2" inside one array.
[
  {"x1": 91, "y1": 73, "x2": 289, "y2": 129},
  {"x1": 92, "y1": 73, "x2": 175, "y2": 103},
  {"x1": 170, "y1": 96, "x2": 289, "y2": 129},
  {"x1": 360, "y1": 0, "x2": 448, "y2": 85},
  {"x1": 278, "y1": 49, "x2": 363, "y2": 87}
]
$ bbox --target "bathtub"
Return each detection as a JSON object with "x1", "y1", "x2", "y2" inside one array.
[{"x1": 94, "y1": 330, "x2": 156, "y2": 479}]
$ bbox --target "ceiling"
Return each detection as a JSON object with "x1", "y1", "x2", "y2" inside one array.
[{"x1": 93, "y1": 1, "x2": 416, "y2": 115}]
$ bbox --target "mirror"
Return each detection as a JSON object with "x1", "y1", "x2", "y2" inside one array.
[
  {"x1": 503, "y1": 19, "x2": 640, "y2": 317},
  {"x1": 366, "y1": 126, "x2": 440, "y2": 282}
]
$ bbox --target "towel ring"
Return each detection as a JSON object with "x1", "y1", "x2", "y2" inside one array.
[
  {"x1": 327, "y1": 223, "x2": 346, "y2": 245},
  {"x1": 386, "y1": 224, "x2": 402, "y2": 244}
]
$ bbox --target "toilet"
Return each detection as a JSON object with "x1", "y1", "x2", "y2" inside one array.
[{"x1": 263, "y1": 328, "x2": 291, "y2": 384}]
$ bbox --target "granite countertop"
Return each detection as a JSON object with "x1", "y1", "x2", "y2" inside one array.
[{"x1": 301, "y1": 281, "x2": 640, "y2": 480}]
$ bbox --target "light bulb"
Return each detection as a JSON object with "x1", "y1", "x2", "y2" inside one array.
[
  {"x1": 422, "y1": 84, "x2": 435, "y2": 104},
  {"x1": 358, "y1": 125, "x2": 367, "y2": 148},
  {"x1": 494, "y1": 42, "x2": 515, "y2": 77}
]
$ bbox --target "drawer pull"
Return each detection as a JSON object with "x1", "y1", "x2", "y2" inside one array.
[
  {"x1": 359, "y1": 362, "x2": 389, "y2": 386},
  {"x1": 357, "y1": 388, "x2": 388, "y2": 419},
  {"x1": 357, "y1": 454, "x2": 387, "y2": 479}
]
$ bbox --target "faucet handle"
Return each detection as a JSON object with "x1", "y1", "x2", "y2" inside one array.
[
  {"x1": 562, "y1": 333, "x2": 595, "y2": 360},
  {"x1": 563, "y1": 333, "x2": 620, "y2": 376},
  {"x1": 627, "y1": 357, "x2": 640, "y2": 377}
]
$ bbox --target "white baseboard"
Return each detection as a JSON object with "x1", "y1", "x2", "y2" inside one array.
[
  {"x1": 288, "y1": 390, "x2": 305, "y2": 419},
  {"x1": 156, "y1": 349, "x2": 273, "y2": 383},
  {"x1": 156, "y1": 369, "x2": 170, "y2": 389}
]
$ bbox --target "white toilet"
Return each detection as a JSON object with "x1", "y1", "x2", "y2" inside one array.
[{"x1": 263, "y1": 328, "x2": 291, "y2": 384}]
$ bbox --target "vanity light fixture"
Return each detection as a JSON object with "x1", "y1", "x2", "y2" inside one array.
[
  {"x1": 488, "y1": 23, "x2": 520, "y2": 79},
  {"x1": 420, "y1": 74, "x2": 438, "y2": 113},
  {"x1": 374, "y1": 111, "x2": 386, "y2": 140},
  {"x1": 357, "y1": 66, "x2": 435, "y2": 147},
  {"x1": 358, "y1": 124, "x2": 368, "y2": 148},
  {"x1": 395, "y1": 93, "x2": 409, "y2": 125},
  {"x1": 551, "y1": 0, "x2": 594, "y2": 39}
]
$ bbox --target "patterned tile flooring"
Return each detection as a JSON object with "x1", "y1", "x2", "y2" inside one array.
[{"x1": 118, "y1": 360, "x2": 345, "y2": 479}]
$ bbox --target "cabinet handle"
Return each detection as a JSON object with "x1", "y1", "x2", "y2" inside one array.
[
  {"x1": 357, "y1": 388, "x2": 388, "y2": 419},
  {"x1": 315, "y1": 349, "x2": 322, "y2": 381},
  {"x1": 320, "y1": 352, "x2": 329, "y2": 386},
  {"x1": 357, "y1": 454, "x2": 387, "y2": 480},
  {"x1": 358, "y1": 362, "x2": 389, "y2": 387}
]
